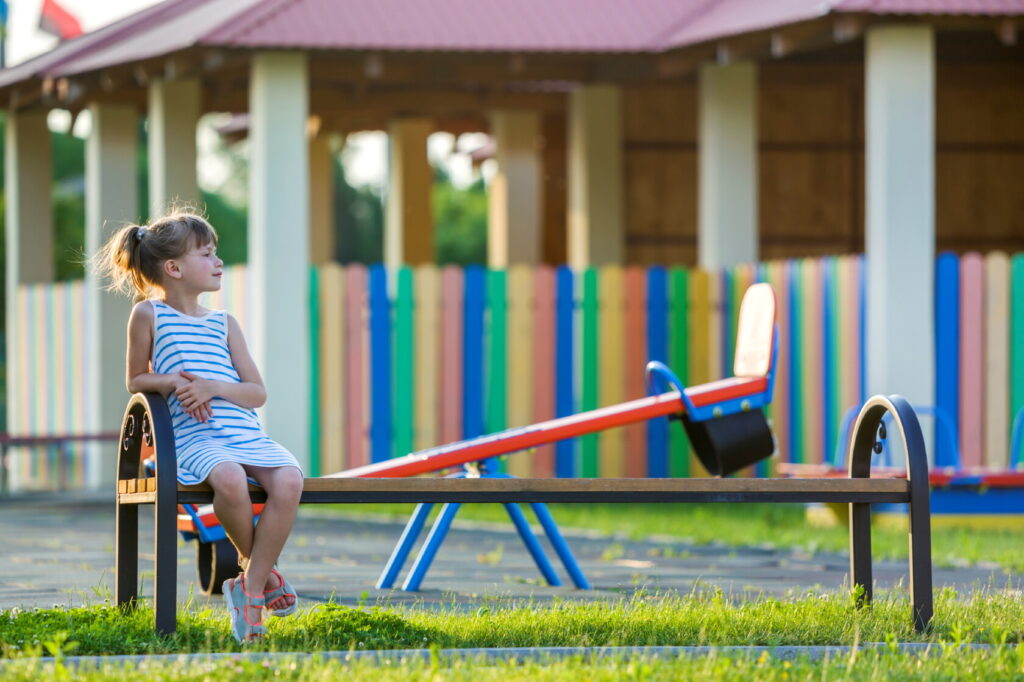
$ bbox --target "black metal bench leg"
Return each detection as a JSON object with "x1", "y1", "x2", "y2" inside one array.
[
  {"x1": 154, "y1": 483, "x2": 178, "y2": 635},
  {"x1": 849, "y1": 501, "x2": 873, "y2": 607},
  {"x1": 115, "y1": 498, "x2": 138, "y2": 609},
  {"x1": 907, "y1": 470, "x2": 933, "y2": 631}
]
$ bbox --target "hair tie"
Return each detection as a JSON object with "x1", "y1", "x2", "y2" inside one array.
[{"x1": 135, "y1": 226, "x2": 147, "y2": 241}]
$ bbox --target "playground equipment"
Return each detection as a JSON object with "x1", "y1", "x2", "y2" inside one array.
[
  {"x1": 782, "y1": 404, "x2": 1024, "y2": 529},
  {"x1": 171, "y1": 283, "x2": 779, "y2": 593}
]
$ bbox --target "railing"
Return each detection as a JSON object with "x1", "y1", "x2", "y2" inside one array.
[{"x1": 0, "y1": 433, "x2": 119, "y2": 495}]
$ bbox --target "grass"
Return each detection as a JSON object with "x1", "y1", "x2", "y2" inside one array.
[
  {"x1": 2, "y1": 588, "x2": 1023, "y2": 657},
  {"x1": 312, "y1": 502, "x2": 1024, "y2": 572},
  {"x1": 5, "y1": 647, "x2": 1024, "y2": 681}
]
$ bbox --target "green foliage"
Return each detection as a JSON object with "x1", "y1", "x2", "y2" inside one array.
[
  {"x1": 0, "y1": 602, "x2": 434, "y2": 657},
  {"x1": 203, "y1": 190, "x2": 246, "y2": 265},
  {"x1": 333, "y1": 161, "x2": 489, "y2": 266},
  {"x1": 434, "y1": 166, "x2": 487, "y2": 266},
  {"x1": 334, "y1": 158, "x2": 384, "y2": 264}
]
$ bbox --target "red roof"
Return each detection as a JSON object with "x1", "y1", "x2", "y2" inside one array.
[{"x1": 2, "y1": 0, "x2": 1021, "y2": 88}]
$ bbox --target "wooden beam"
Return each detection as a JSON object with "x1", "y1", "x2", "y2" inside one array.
[
  {"x1": 998, "y1": 18, "x2": 1017, "y2": 46},
  {"x1": 834, "y1": 15, "x2": 865, "y2": 44}
]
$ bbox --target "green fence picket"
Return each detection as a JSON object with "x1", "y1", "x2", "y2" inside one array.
[
  {"x1": 486, "y1": 269, "x2": 508, "y2": 473},
  {"x1": 581, "y1": 267, "x2": 600, "y2": 478},
  {"x1": 668, "y1": 267, "x2": 690, "y2": 477},
  {"x1": 394, "y1": 267, "x2": 415, "y2": 459}
]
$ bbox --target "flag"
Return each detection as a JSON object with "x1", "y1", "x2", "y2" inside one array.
[{"x1": 39, "y1": 0, "x2": 83, "y2": 41}]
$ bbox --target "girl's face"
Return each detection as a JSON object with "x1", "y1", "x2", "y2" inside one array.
[{"x1": 171, "y1": 241, "x2": 223, "y2": 293}]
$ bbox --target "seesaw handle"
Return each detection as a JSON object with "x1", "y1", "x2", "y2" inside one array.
[{"x1": 645, "y1": 361, "x2": 694, "y2": 416}]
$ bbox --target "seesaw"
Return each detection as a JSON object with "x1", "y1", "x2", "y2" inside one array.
[{"x1": 176, "y1": 283, "x2": 779, "y2": 593}]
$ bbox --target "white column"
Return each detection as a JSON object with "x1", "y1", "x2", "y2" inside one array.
[
  {"x1": 488, "y1": 110, "x2": 542, "y2": 267},
  {"x1": 865, "y1": 26, "x2": 935, "y2": 410},
  {"x1": 385, "y1": 118, "x2": 434, "y2": 269},
  {"x1": 309, "y1": 131, "x2": 335, "y2": 265},
  {"x1": 698, "y1": 62, "x2": 758, "y2": 269},
  {"x1": 85, "y1": 103, "x2": 137, "y2": 490},
  {"x1": 4, "y1": 110, "x2": 53, "y2": 492},
  {"x1": 249, "y1": 52, "x2": 310, "y2": 470},
  {"x1": 148, "y1": 78, "x2": 200, "y2": 217},
  {"x1": 567, "y1": 85, "x2": 623, "y2": 269}
]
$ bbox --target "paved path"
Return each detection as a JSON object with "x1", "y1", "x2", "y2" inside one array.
[{"x1": 0, "y1": 493, "x2": 1015, "y2": 612}]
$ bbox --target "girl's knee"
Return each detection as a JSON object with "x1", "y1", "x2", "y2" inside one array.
[
  {"x1": 271, "y1": 467, "x2": 304, "y2": 502},
  {"x1": 209, "y1": 463, "x2": 249, "y2": 501}
]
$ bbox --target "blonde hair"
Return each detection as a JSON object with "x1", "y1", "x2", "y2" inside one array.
[{"x1": 93, "y1": 210, "x2": 218, "y2": 300}]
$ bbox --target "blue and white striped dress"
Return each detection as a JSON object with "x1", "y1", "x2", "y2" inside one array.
[{"x1": 150, "y1": 299, "x2": 302, "y2": 484}]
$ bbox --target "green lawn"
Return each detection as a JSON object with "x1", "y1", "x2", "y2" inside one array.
[
  {"x1": 5, "y1": 647, "x2": 1024, "y2": 681},
  {"x1": 311, "y1": 502, "x2": 1024, "y2": 572},
  {"x1": 3, "y1": 589, "x2": 1022, "y2": 657}
]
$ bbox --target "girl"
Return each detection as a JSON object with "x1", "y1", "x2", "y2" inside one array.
[{"x1": 95, "y1": 210, "x2": 303, "y2": 643}]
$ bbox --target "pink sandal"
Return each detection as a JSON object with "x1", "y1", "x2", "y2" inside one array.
[
  {"x1": 223, "y1": 575, "x2": 267, "y2": 643},
  {"x1": 263, "y1": 568, "x2": 298, "y2": 617}
]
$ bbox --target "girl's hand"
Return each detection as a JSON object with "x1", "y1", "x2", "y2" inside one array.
[
  {"x1": 186, "y1": 400, "x2": 214, "y2": 423},
  {"x1": 176, "y1": 371, "x2": 218, "y2": 417}
]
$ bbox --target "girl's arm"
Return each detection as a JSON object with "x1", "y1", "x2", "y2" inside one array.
[
  {"x1": 175, "y1": 314, "x2": 267, "y2": 410},
  {"x1": 126, "y1": 301, "x2": 186, "y2": 395},
  {"x1": 126, "y1": 302, "x2": 212, "y2": 421}
]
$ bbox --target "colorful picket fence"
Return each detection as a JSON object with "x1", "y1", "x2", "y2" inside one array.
[
  {"x1": 6, "y1": 281, "x2": 95, "y2": 490},
  {"x1": 309, "y1": 256, "x2": 868, "y2": 477},
  {"x1": 6, "y1": 252, "x2": 1024, "y2": 491}
]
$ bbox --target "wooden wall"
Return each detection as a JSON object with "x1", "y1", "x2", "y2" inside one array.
[{"x1": 617, "y1": 36, "x2": 1024, "y2": 266}]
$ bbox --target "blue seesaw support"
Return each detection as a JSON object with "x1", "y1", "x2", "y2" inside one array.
[{"x1": 375, "y1": 463, "x2": 591, "y2": 591}]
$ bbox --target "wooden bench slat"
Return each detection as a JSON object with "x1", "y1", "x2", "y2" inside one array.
[
  {"x1": 118, "y1": 476, "x2": 911, "y2": 506},
  {"x1": 180, "y1": 477, "x2": 910, "y2": 494}
]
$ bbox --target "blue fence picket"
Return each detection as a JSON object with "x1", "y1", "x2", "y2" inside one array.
[
  {"x1": 463, "y1": 265, "x2": 486, "y2": 440},
  {"x1": 935, "y1": 252, "x2": 961, "y2": 468},
  {"x1": 646, "y1": 267, "x2": 668, "y2": 477},
  {"x1": 555, "y1": 266, "x2": 576, "y2": 477},
  {"x1": 369, "y1": 264, "x2": 392, "y2": 464}
]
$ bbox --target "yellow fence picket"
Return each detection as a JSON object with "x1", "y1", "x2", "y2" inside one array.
[
  {"x1": 414, "y1": 266, "x2": 440, "y2": 452},
  {"x1": 599, "y1": 265, "x2": 625, "y2": 477},
  {"x1": 318, "y1": 263, "x2": 346, "y2": 474},
  {"x1": 507, "y1": 265, "x2": 535, "y2": 477}
]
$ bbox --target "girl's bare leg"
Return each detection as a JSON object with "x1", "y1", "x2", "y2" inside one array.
[
  {"x1": 242, "y1": 465, "x2": 303, "y2": 607},
  {"x1": 206, "y1": 462, "x2": 255, "y2": 561}
]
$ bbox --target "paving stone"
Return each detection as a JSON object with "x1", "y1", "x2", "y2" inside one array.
[{"x1": 0, "y1": 493, "x2": 1016, "y2": 613}]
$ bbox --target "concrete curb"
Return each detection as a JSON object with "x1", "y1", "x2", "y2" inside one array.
[{"x1": 1, "y1": 643, "x2": 993, "y2": 669}]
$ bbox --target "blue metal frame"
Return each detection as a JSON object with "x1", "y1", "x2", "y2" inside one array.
[
  {"x1": 376, "y1": 466, "x2": 591, "y2": 592},
  {"x1": 644, "y1": 326, "x2": 778, "y2": 424}
]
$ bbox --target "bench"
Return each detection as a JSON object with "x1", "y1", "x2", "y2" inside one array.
[{"x1": 114, "y1": 391, "x2": 933, "y2": 635}]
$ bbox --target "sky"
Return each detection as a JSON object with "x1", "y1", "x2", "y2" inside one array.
[{"x1": 5, "y1": 0, "x2": 489, "y2": 191}]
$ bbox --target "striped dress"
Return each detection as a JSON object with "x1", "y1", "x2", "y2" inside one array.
[{"x1": 150, "y1": 299, "x2": 302, "y2": 484}]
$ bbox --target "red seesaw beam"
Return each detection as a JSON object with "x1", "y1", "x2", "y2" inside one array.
[{"x1": 327, "y1": 376, "x2": 767, "y2": 479}]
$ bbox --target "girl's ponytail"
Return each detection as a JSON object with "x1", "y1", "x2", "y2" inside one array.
[{"x1": 92, "y1": 223, "x2": 153, "y2": 300}]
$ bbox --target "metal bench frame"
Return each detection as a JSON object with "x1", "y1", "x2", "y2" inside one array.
[{"x1": 115, "y1": 392, "x2": 933, "y2": 635}]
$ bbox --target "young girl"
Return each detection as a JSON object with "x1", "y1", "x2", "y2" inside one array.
[{"x1": 95, "y1": 210, "x2": 304, "y2": 643}]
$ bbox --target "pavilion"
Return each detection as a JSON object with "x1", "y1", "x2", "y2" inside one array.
[{"x1": 1, "y1": 0, "x2": 1020, "y2": 481}]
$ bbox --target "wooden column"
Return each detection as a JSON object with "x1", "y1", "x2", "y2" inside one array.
[
  {"x1": 4, "y1": 110, "x2": 53, "y2": 492},
  {"x1": 309, "y1": 131, "x2": 335, "y2": 265},
  {"x1": 488, "y1": 110, "x2": 542, "y2": 267},
  {"x1": 865, "y1": 26, "x2": 935, "y2": 412},
  {"x1": 148, "y1": 78, "x2": 199, "y2": 217},
  {"x1": 568, "y1": 85, "x2": 624, "y2": 269},
  {"x1": 385, "y1": 118, "x2": 434, "y2": 268},
  {"x1": 249, "y1": 51, "x2": 310, "y2": 470},
  {"x1": 698, "y1": 62, "x2": 758, "y2": 269},
  {"x1": 86, "y1": 103, "x2": 138, "y2": 490}
]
